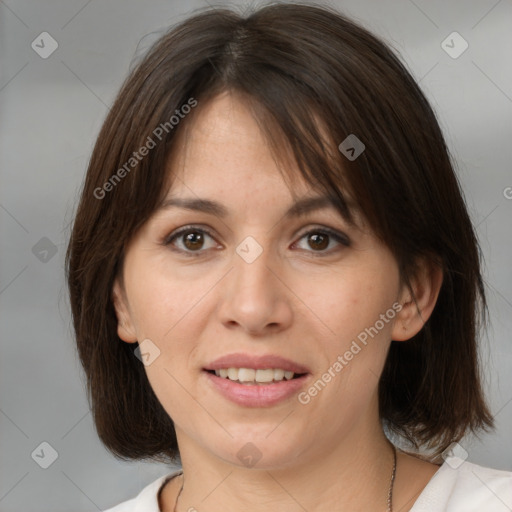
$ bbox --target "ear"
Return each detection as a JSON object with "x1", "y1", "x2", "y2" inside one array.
[
  {"x1": 391, "y1": 256, "x2": 443, "y2": 342},
  {"x1": 112, "y1": 278, "x2": 138, "y2": 343}
]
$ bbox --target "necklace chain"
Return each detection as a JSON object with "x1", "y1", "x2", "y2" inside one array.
[
  {"x1": 173, "y1": 444, "x2": 397, "y2": 512},
  {"x1": 387, "y1": 443, "x2": 397, "y2": 512},
  {"x1": 172, "y1": 473, "x2": 183, "y2": 512}
]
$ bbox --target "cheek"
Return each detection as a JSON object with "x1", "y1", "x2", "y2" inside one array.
[
  {"x1": 305, "y1": 269, "x2": 397, "y2": 345},
  {"x1": 126, "y1": 260, "x2": 208, "y2": 340}
]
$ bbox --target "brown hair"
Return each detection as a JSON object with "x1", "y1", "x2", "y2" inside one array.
[{"x1": 66, "y1": 2, "x2": 494, "y2": 464}]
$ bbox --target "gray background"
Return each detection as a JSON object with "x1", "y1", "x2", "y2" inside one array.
[{"x1": 1, "y1": 0, "x2": 511, "y2": 510}]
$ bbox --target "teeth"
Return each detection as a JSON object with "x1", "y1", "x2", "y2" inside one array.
[{"x1": 213, "y1": 368, "x2": 297, "y2": 383}]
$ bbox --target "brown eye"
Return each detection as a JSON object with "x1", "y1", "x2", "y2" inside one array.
[
  {"x1": 164, "y1": 226, "x2": 218, "y2": 256},
  {"x1": 294, "y1": 227, "x2": 350, "y2": 255},
  {"x1": 307, "y1": 232, "x2": 330, "y2": 251},
  {"x1": 164, "y1": 225, "x2": 350, "y2": 258},
  {"x1": 182, "y1": 231, "x2": 205, "y2": 251}
]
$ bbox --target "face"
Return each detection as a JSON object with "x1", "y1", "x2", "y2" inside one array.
[{"x1": 113, "y1": 91, "x2": 422, "y2": 470}]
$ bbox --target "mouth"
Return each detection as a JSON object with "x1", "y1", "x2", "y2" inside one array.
[
  {"x1": 204, "y1": 352, "x2": 310, "y2": 375},
  {"x1": 203, "y1": 368, "x2": 308, "y2": 385},
  {"x1": 201, "y1": 367, "x2": 312, "y2": 408},
  {"x1": 202, "y1": 353, "x2": 311, "y2": 407}
]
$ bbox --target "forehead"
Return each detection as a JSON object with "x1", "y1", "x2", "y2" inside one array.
[
  {"x1": 159, "y1": 91, "x2": 363, "y2": 229},
  {"x1": 165, "y1": 91, "x2": 312, "y2": 196}
]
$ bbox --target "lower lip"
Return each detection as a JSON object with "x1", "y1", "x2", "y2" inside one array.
[{"x1": 203, "y1": 371, "x2": 310, "y2": 407}]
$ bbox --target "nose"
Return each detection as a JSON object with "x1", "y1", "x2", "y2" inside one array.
[{"x1": 217, "y1": 242, "x2": 293, "y2": 336}]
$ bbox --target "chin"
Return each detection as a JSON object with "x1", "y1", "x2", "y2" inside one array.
[{"x1": 208, "y1": 433, "x2": 307, "y2": 471}]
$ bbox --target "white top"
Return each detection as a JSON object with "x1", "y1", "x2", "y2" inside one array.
[{"x1": 103, "y1": 456, "x2": 512, "y2": 512}]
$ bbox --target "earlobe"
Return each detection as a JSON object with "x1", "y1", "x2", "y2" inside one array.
[
  {"x1": 391, "y1": 257, "x2": 443, "y2": 342},
  {"x1": 112, "y1": 279, "x2": 138, "y2": 343}
]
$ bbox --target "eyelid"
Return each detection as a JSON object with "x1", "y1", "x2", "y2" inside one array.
[
  {"x1": 293, "y1": 225, "x2": 351, "y2": 247},
  {"x1": 163, "y1": 223, "x2": 351, "y2": 256},
  {"x1": 162, "y1": 224, "x2": 218, "y2": 249}
]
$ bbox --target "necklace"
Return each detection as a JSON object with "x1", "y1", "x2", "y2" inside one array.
[
  {"x1": 172, "y1": 473, "x2": 184, "y2": 512},
  {"x1": 388, "y1": 443, "x2": 397, "y2": 512},
  {"x1": 173, "y1": 444, "x2": 397, "y2": 512}
]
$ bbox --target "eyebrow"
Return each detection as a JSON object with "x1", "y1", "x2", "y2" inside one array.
[{"x1": 157, "y1": 195, "x2": 356, "y2": 223}]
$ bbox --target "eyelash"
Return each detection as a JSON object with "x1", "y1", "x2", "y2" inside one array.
[{"x1": 162, "y1": 225, "x2": 351, "y2": 258}]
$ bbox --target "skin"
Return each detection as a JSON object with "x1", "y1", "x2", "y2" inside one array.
[{"x1": 113, "y1": 91, "x2": 444, "y2": 512}]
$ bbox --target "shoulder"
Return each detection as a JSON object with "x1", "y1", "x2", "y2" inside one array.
[
  {"x1": 103, "y1": 469, "x2": 183, "y2": 512},
  {"x1": 411, "y1": 456, "x2": 512, "y2": 512}
]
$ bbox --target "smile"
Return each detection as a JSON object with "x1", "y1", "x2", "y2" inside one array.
[
  {"x1": 203, "y1": 369, "x2": 310, "y2": 407},
  {"x1": 212, "y1": 367, "x2": 302, "y2": 384}
]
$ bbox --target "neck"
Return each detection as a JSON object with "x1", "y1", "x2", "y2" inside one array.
[{"x1": 169, "y1": 422, "x2": 397, "y2": 512}]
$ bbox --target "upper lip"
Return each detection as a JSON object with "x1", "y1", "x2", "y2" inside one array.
[{"x1": 204, "y1": 353, "x2": 310, "y2": 374}]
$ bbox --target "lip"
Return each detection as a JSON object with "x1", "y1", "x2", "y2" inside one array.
[
  {"x1": 203, "y1": 353, "x2": 310, "y2": 374},
  {"x1": 203, "y1": 371, "x2": 310, "y2": 407}
]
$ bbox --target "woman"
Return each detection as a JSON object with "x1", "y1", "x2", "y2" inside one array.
[{"x1": 66, "y1": 3, "x2": 512, "y2": 511}]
